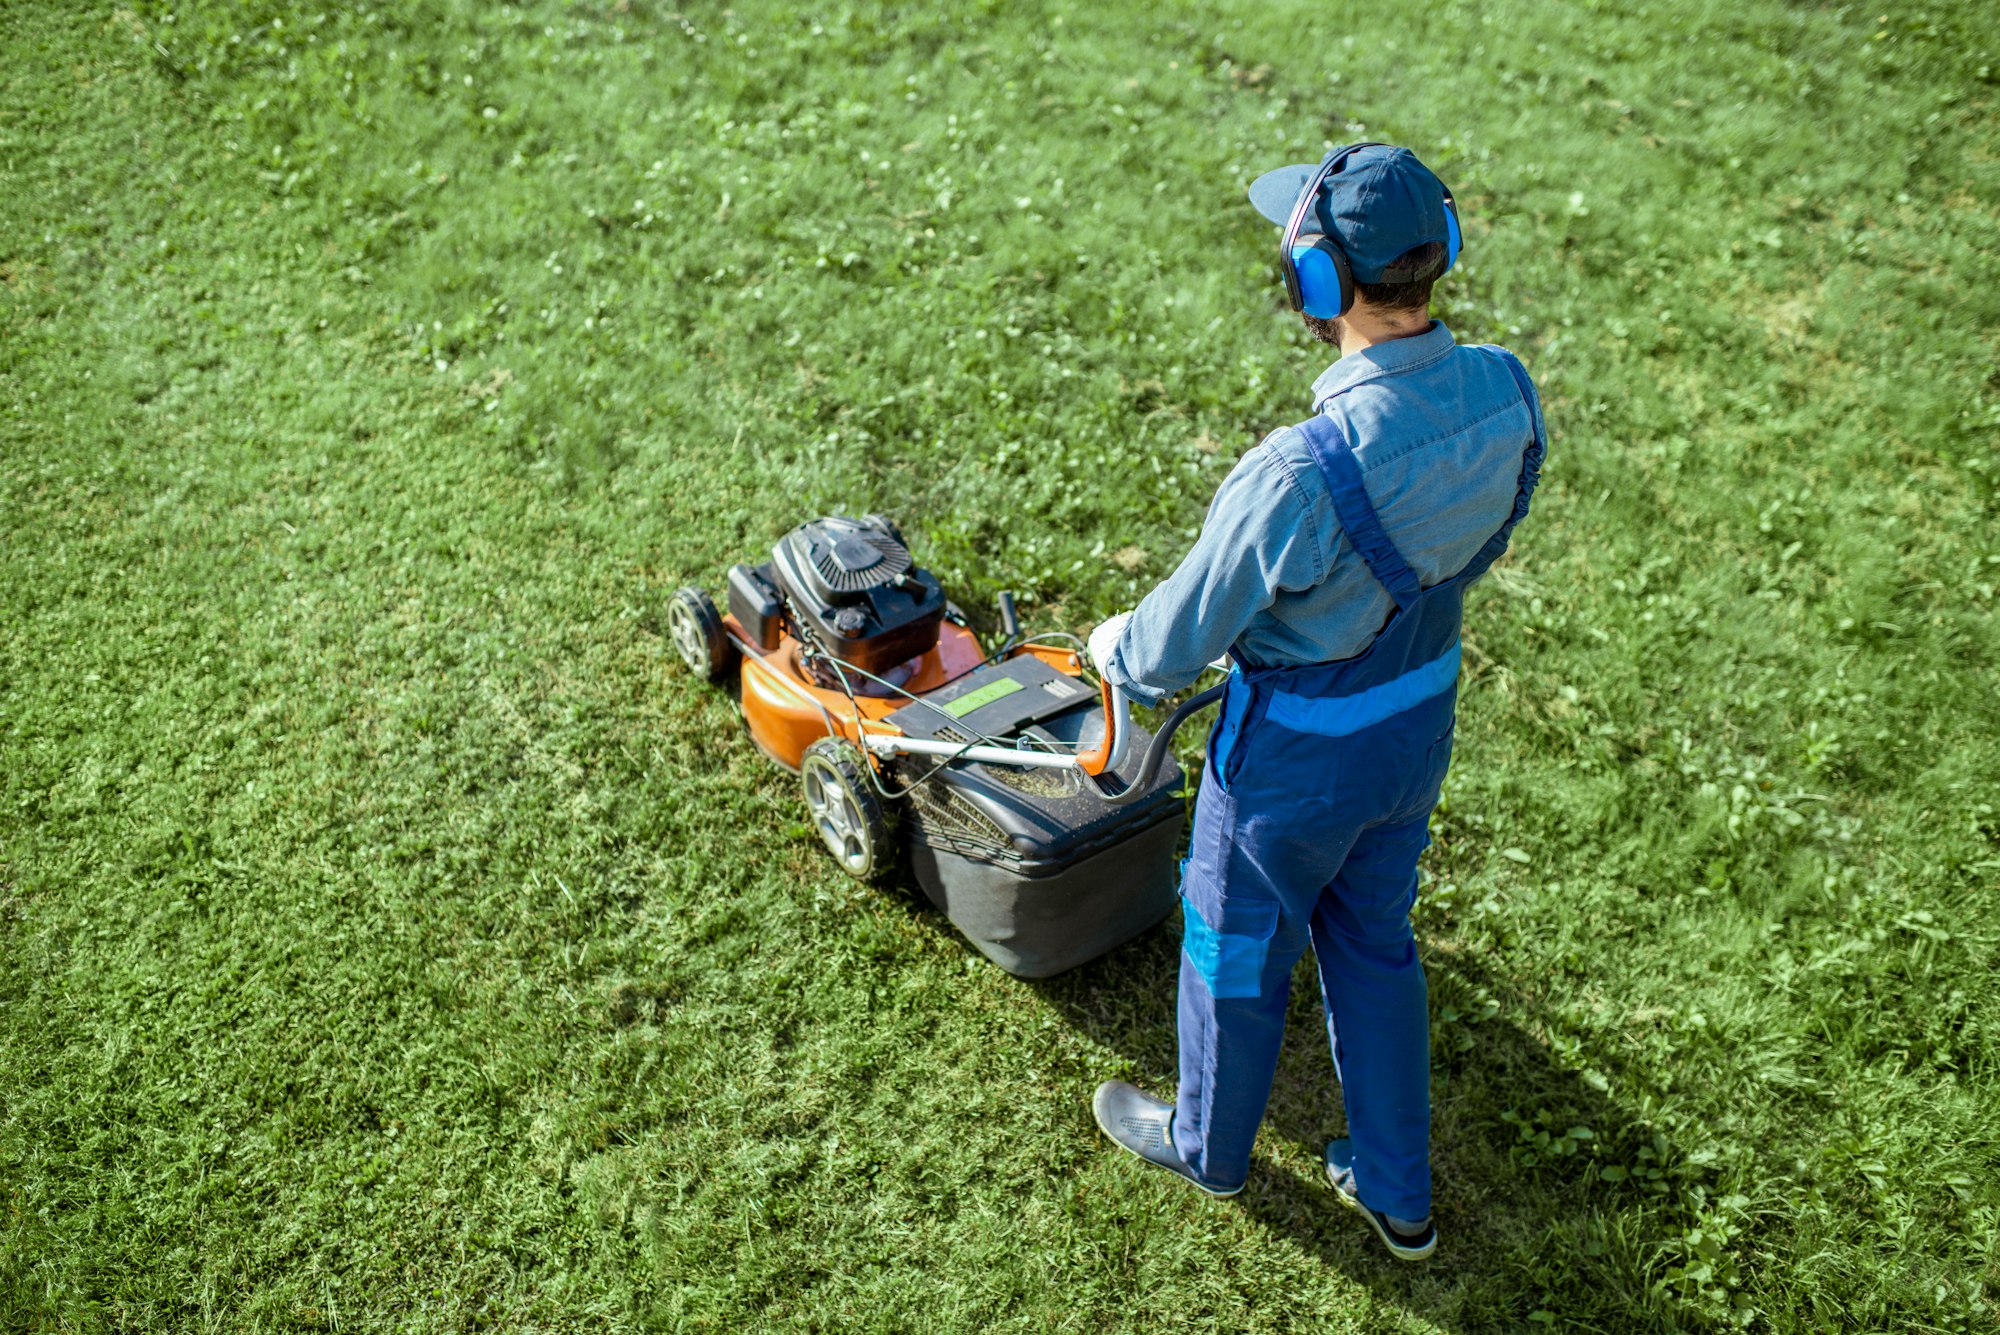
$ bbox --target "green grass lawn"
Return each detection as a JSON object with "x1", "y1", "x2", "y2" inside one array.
[{"x1": 3, "y1": 0, "x2": 1996, "y2": 1329}]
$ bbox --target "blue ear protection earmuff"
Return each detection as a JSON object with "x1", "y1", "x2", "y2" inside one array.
[{"x1": 1281, "y1": 145, "x2": 1464, "y2": 319}]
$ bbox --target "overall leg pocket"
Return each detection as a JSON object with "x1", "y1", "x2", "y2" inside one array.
[
  {"x1": 1205, "y1": 673, "x2": 1257, "y2": 796},
  {"x1": 1181, "y1": 894, "x2": 1282, "y2": 1000},
  {"x1": 1418, "y1": 718, "x2": 1455, "y2": 811},
  {"x1": 1425, "y1": 719, "x2": 1455, "y2": 778},
  {"x1": 1185, "y1": 760, "x2": 1238, "y2": 889}
]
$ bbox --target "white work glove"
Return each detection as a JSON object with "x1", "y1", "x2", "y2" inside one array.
[{"x1": 1087, "y1": 610, "x2": 1134, "y2": 680}]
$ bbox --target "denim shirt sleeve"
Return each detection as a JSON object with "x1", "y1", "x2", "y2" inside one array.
[{"x1": 1100, "y1": 434, "x2": 1325, "y2": 704}]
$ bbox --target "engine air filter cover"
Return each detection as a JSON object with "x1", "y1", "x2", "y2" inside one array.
[
  {"x1": 819, "y1": 531, "x2": 912, "y2": 592},
  {"x1": 776, "y1": 516, "x2": 913, "y2": 604}
]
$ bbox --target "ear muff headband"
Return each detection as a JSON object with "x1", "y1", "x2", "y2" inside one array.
[
  {"x1": 1280, "y1": 143, "x2": 1382, "y2": 319},
  {"x1": 1280, "y1": 146, "x2": 1465, "y2": 318}
]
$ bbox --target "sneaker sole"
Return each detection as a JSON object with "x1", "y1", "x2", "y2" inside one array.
[
  {"x1": 1331, "y1": 1181, "x2": 1436, "y2": 1261},
  {"x1": 1100, "y1": 1131, "x2": 1247, "y2": 1198},
  {"x1": 1092, "y1": 1087, "x2": 1246, "y2": 1198}
]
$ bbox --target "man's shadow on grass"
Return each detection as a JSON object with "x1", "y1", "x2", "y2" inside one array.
[{"x1": 1018, "y1": 913, "x2": 1684, "y2": 1331}]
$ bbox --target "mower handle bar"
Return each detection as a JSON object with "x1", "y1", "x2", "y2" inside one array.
[
  {"x1": 1088, "y1": 679, "x2": 1227, "y2": 806},
  {"x1": 862, "y1": 674, "x2": 1228, "y2": 805}
]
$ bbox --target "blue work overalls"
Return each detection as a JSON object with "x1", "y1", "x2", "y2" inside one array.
[{"x1": 1173, "y1": 353, "x2": 1544, "y2": 1216}]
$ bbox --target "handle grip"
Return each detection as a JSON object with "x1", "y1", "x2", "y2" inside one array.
[
  {"x1": 1086, "y1": 681, "x2": 1227, "y2": 806},
  {"x1": 997, "y1": 590, "x2": 1021, "y2": 641},
  {"x1": 1075, "y1": 677, "x2": 1130, "y2": 778}
]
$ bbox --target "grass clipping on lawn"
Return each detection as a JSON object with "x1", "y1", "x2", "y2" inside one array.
[{"x1": 2, "y1": 1, "x2": 1996, "y2": 1331}]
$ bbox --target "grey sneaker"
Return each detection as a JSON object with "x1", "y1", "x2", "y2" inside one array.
[
  {"x1": 1092, "y1": 1081, "x2": 1244, "y2": 1197},
  {"x1": 1324, "y1": 1138, "x2": 1437, "y2": 1261}
]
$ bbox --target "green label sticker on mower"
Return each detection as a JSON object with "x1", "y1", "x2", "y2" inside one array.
[{"x1": 941, "y1": 677, "x2": 1024, "y2": 718}]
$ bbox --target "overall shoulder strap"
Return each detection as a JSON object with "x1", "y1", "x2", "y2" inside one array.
[
  {"x1": 1454, "y1": 348, "x2": 1548, "y2": 582},
  {"x1": 1294, "y1": 412, "x2": 1424, "y2": 610},
  {"x1": 1491, "y1": 349, "x2": 1546, "y2": 542}
]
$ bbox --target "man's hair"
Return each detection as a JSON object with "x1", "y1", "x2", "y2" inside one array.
[{"x1": 1354, "y1": 240, "x2": 1447, "y2": 313}]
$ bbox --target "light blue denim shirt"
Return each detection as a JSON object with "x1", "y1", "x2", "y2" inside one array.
[{"x1": 1103, "y1": 321, "x2": 1544, "y2": 705}]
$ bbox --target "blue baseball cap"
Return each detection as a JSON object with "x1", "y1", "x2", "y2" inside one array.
[{"x1": 1247, "y1": 145, "x2": 1453, "y2": 283}]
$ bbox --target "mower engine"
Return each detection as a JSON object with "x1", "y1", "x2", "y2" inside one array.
[{"x1": 730, "y1": 514, "x2": 946, "y2": 689}]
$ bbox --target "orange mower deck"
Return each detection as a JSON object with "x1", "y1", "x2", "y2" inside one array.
[{"x1": 725, "y1": 615, "x2": 1089, "y2": 772}]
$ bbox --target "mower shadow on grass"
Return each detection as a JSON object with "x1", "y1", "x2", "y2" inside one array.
[{"x1": 1027, "y1": 919, "x2": 1694, "y2": 1332}]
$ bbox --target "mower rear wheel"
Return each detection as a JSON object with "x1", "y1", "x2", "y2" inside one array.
[
  {"x1": 800, "y1": 738, "x2": 889, "y2": 881},
  {"x1": 667, "y1": 587, "x2": 735, "y2": 683}
]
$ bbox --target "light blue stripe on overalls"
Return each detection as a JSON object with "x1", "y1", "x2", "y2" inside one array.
[
  {"x1": 1180, "y1": 887, "x2": 1277, "y2": 999},
  {"x1": 1265, "y1": 639, "x2": 1461, "y2": 738}
]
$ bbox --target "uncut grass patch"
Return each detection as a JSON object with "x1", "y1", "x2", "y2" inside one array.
[{"x1": 3, "y1": 0, "x2": 1997, "y2": 1330}]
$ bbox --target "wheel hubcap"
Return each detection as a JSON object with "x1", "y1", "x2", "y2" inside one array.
[
  {"x1": 667, "y1": 600, "x2": 705, "y2": 673},
  {"x1": 803, "y1": 761, "x2": 870, "y2": 875}
]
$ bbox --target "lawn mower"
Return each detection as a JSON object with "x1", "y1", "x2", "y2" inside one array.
[{"x1": 667, "y1": 513, "x2": 1223, "y2": 978}]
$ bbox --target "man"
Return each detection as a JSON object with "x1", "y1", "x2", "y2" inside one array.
[{"x1": 1087, "y1": 143, "x2": 1546, "y2": 1262}]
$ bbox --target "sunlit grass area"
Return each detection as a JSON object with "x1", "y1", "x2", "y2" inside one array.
[{"x1": 3, "y1": 1, "x2": 1995, "y2": 1329}]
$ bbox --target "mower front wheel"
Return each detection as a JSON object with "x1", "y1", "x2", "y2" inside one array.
[
  {"x1": 800, "y1": 738, "x2": 889, "y2": 881},
  {"x1": 667, "y1": 587, "x2": 735, "y2": 683}
]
